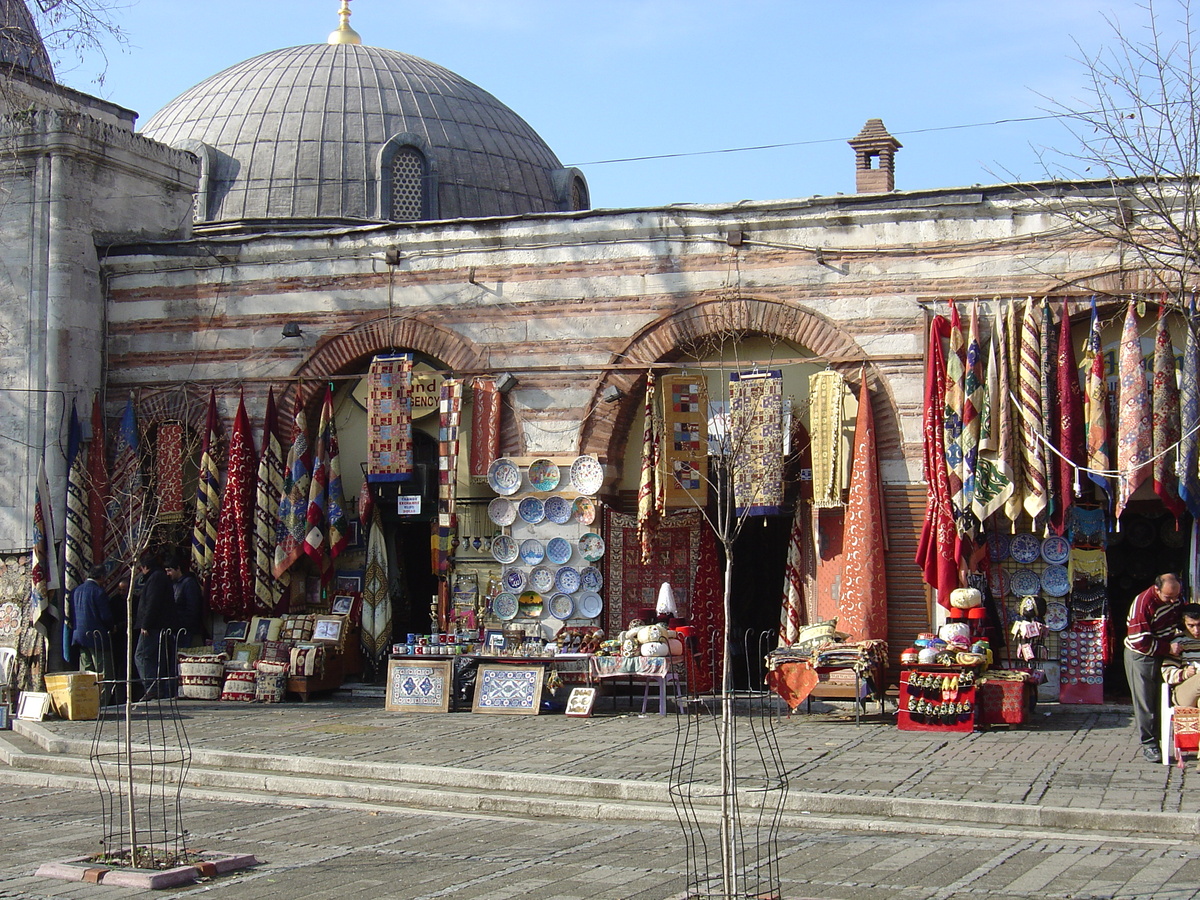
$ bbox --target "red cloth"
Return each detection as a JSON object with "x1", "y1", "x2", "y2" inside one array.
[
  {"x1": 469, "y1": 376, "x2": 500, "y2": 479},
  {"x1": 1153, "y1": 303, "x2": 1185, "y2": 521},
  {"x1": 978, "y1": 679, "x2": 1031, "y2": 725},
  {"x1": 916, "y1": 316, "x2": 959, "y2": 607},
  {"x1": 155, "y1": 421, "x2": 185, "y2": 524},
  {"x1": 840, "y1": 373, "x2": 888, "y2": 641},
  {"x1": 764, "y1": 662, "x2": 820, "y2": 710},
  {"x1": 212, "y1": 397, "x2": 257, "y2": 617},
  {"x1": 1051, "y1": 298, "x2": 1085, "y2": 535}
]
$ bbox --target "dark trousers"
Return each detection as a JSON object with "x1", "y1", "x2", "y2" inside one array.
[
  {"x1": 1124, "y1": 648, "x2": 1162, "y2": 747},
  {"x1": 134, "y1": 630, "x2": 169, "y2": 699}
]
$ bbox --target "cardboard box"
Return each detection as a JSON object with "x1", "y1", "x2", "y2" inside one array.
[{"x1": 44, "y1": 672, "x2": 100, "y2": 721}]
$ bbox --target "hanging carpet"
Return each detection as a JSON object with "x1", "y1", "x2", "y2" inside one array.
[
  {"x1": 366, "y1": 353, "x2": 414, "y2": 482},
  {"x1": 361, "y1": 507, "x2": 391, "y2": 663},
  {"x1": 729, "y1": 369, "x2": 784, "y2": 516}
]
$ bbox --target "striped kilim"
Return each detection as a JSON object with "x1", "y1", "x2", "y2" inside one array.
[
  {"x1": 253, "y1": 389, "x2": 286, "y2": 612},
  {"x1": 778, "y1": 493, "x2": 805, "y2": 647},
  {"x1": 273, "y1": 407, "x2": 311, "y2": 580},
  {"x1": 1039, "y1": 299, "x2": 1059, "y2": 530},
  {"x1": 1004, "y1": 301, "x2": 1026, "y2": 523},
  {"x1": 304, "y1": 386, "x2": 348, "y2": 583},
  {"x1": 637, "y1": 373, "x2": 657, "y2": 563},
  {"x1": 105, "y1": 396, "x2": 143, "y2": 575},
  {"x1": 1116, "y1": 301, "x2": 1152, "y2": 520},
  {"x1": 808, "y1": 369, "x2": 846, "y2": 508},
  {"x1": 191, "y1": 391, "x2": 220, "y2": 579},
  {"x1": 212, "y1": 397, "x2": 257, "y2": 616},
  {"x1": 1152, "y1": 304, "x2": 1184, "y2": 521},
  {"x1": 1084, "y1": 298, "x2": 1113, "y2": 504},
  {"x1": 959, "y1": 302, "x2": 983, "y2": 532},
  {"x1": 87, "y1": 394, "x2": 108, "y2": 568},
  {"x1": 1017, "y1": 297, "x2": 1048, "y2": 523},
  {"x1": 436, "y1": 379, "x2": 462, "y2": 578},
  {"x1": 1052, "y1": 298, "x2": 1085, "y2": 535},
  {"x1": 1178, "y1": 299, "x2": 1200, "y2": 518},
  {"x1": 973, "y1": 302, "x2": 1015, "y2": 522}
]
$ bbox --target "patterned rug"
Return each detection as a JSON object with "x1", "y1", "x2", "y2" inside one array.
[
  {"x1": 660, "y1": 374, "x2": 708, "y2": 509},
  {"x1": 367, "y1": 353, "x2": 414, "y2": 482},
  {"x1": 729, "y1": 370, "x2": 783, "y2": 516},
  {"x1": 154, "y1": 421, "x2": 185, "y2": 524}
]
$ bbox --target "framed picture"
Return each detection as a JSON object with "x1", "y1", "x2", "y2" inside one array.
[
  {"x1": 335, "y1": 571, "x2": 364, "y2": 595},
  {"x1": 385, "y1": 658, "x2": 453, "y2": 713},
  {"x1": 232, "y1": 642, "x2": 262, "y2": 664},
  {"x1": 472, "y1": 663, "x2": 544, "y2": 716},
  {"x1": 223, "y1": 620, "x2": 249, "y2": 642},
  {"x1": 17, "y1": 691, "x2": 50, "y2": 722},
  {"x1": 0, "y1": 703, "x2": 9, "y2": 729},
  {"x1": 346, "y1": 520, "x2": 362, "y2": 549},
  {"x1": 565, "y1": 687, "x2": 598, "y2": 718},
  {"x1": 485, "y1": 630, "x2": 506, "y2": 651},
  {"x1": 330, "y1": 594, "x2": 355, "y2": 616},
  {"x1": 251, "y1": 618, "x2": 275, "y2": 643},
  {"x1": 312, "y1": 616, "x2": 345, "y2": 644}
]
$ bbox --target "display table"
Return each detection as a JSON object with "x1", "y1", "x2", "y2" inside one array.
[
  {"x1": 588, "y1": 655, "x2": 687, "y2": 715},
  {"x1": 765, "y1": 661, "x2": 885, "y2": 724}
]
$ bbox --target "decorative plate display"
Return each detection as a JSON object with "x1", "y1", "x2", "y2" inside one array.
[
  {"x1": 519, "y1": 539, "x2": 545, "y2": 565},
  {"x1": 555, "y1": 565, "x2": 581, "y2": 594},
  {"x1": 988, "y1": 567, "x2": 1010, "y2": 598},
  {"x1": 488, "y1": 497, "x2": 517, "y2": 526},
  {"x1": 488, "y1": 457, "x2": 522, "y2": 495},
  {"x1": 546, "y1": 537, "x2": 573, "y2": 565},
  {"x1": 578, "y1": 592, "x2": 603, "y2": 619},
  {"x1": 1041, "y1": 564, "x2": 1070, "y2": 597},
  {"x1": 572, "y1": 496, "x2": 596, "y2": 525},
  {"x1": 527, "y1": 458, "x2": 561, "y2": 493},
  {"x1": 493, "y1": 592, "x2": 519, "y2": 620},
  {"x1": 529, "y1": 566, "x2": 556, "y2": 594},
  {"x1": 986, "y1": 531, "x2": 1010, "y2": 563},
  {"x1": 1010, "y1": 567, "x2": 1041, "y2": 597},
  {"x1": 544, "y1": 495, "x2": 572, "y2": 525},
  {"x1": 548, "y1": 593, "x2": 575, "y2": 620},
  {"x1": 1045, "y1": 601, "x2": 1070, "y2": 632},
  {"x1": 502, "y1": 567, "x2": 526, "y2": 592},
  {"x1": 1040, "y1": 535, "x2": 1070, "y2": 565},
  {"x1": 570, "y1": 455, "x2": 604, "y2": 495},
  {"x1": 579, "y1": 532, "x2": 606, "y2": 562},
  {"x1": 491, "y1": 535, "x2": 518, "y2": 564},
  {"x1": 518, "y1": 590, "x2": 543, "y2": 618},
  {"x1": 1009, "y1": 533, "x2": 1041, "y2": 564},
  {"x1": 517, "y1": 496, "x2": 545, "y2": 525},
  {"x1": 580, "y1": 565, "x2": 604, "y2": 592}
]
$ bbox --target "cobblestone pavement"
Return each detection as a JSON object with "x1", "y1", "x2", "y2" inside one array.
[{"x1": 3, "y1": 783, "x2": 1200, "y2": 900}]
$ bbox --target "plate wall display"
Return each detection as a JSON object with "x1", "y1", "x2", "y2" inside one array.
[
  {"x1": 518, "y1": 496, "x2": 545, "y2": 525},
  {"x1": 518, "y1": 591, "x2": 543, "y2": 618},
  {"x1": 580, "y1": 566, "x2": 604, "y2": 591},
  {"x1": 492, "y1": 535, "x2": 518, "y2": 564},
  {"x1": 544, "y1": 495, "x2": 572, "y2": 525},
  {"x1": 527, "y1": 458, "x2": 561, "y2": 492},
  {"x1": 572, "y1": 496, "x2": 596, "y2": 525},
  {"x1": 488, "y1": 497, "x2": 517, "y2": 526},
  {"x1": 488, "y1": 458, "x2": 522, "y2": 495},
  {"x1": 1041, "y1": 564, "x2": 1070, "y2": 597},
  {"x1": 570, "y1": 455, "x2": 604, "y2": 495},
  {"x1": 986, "y1": 531, "x2": 1010, "y2": 563},
  {"x1": 519, "y1": 539, "x2": 545, "y2": 565},
  {"x1": 988, "y1": 567, "x2": 1009, "y2": 598},
  {"x1": 493, "y1": 592, "x2": 519, "y2": 620},
  {"x1": 578, "y1": 592, "x2": 603, "y2": 619},
  {"x1": 548, "y1": 593, "x2": 574, "y2": 620},
  {"x1": 529, "y1": 566, "x2": 556, "y2": 594},
  {"x1": 555, "y1": 565, "x2": 581, "y2": 594},
  {"x1": 546, "y1": 537, "x2": 573, "y2": 565},
  {"x1": 1040, "y1": 535, "x2": 1070, "y2": 565},
  {"x1": 1009, "y1": 533, "x2": 1041, "y2": 564},
  {"x1": 1010, "y1": 567, "x2": 1041, "y2": 597},
  {"x1": 502, "y1": 567, "x2": 526, "y2": 592},
  {"x1": 1045, "y1": 601, "x2": 1069, "y2": 631},
  {"x1": 579, "y1": 532, "x2": 606, "y2": 562}
]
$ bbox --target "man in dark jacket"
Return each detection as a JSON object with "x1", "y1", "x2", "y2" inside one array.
[
  {"x1": 133, "y1": 551, "x2": 176, "y2": 702},
  {"x1": 71, "y1": 564, "x2": 114, "y2": 688},
  {"x1": 165, "y1": 559, "x2": 205, "y2": 650}
]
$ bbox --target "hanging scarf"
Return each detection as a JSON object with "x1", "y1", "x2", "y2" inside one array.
[
  {"x1": 361, "y1": 506, "x2": 391, "y2": 663},
  {"x1": 1084, "y1": 298, "x2": 1113, "y2": 504},
  {"x1": 779, "y1": 493, "x2": 806, "y2": 647},
  {"x1": 1179, "y1": 298, "x2": 1200, "y2": 518},
  {"x1": 253, "y1": 389, "x2": 287, "y2": 612},
  {"x1": 809, "y1": 369, "x2": 846, "y2": 508},
  {"x1": 62, "y1": 402, "x2": 88, "y2": 598},
  {"x1": 974, "y1": 301, "x2": 1015, "y2": 522},
  {"x1": 191, "y1": 391, "x2": 220, "y2": 579},
  {"x1": 1152, "y1": 303, "x2": 1184, "y2": 522},
  {"x1": 435, "y1": 379, "x2": 462, "y2": 580},
  {"x1": 273, "y1": 407, "x2": 311, "y2": 579},
  {"x1": 840, "y1": 373, "x2": 888, "y2": 641},
  {"x1": 1004, "y1": 301, "x2": 1027, "y2": 524},
  {"x1": 1018, "y1": 297, "x2": 1048, "y2": 523},
  {"x1": 305, "y1": 386, "x2": 349, "y2": 582},
  {"x1": 959, "y1": 302, "x2": 983, "y2": 531},
  {"x1": 943, "y1": 299, "x2": 967, "y2": 528},
  {"x1": 469, "y1": 376, "x2": 501, "y2": 481},
  {"x1": 638, "y1": 373, "x2": 658, "y2": 563},
  {"x1": 1039, "y1": 298, "x2": 1059, "y2": 532},
  {"x1": 212, "y1": 397, "x2": 257, "y2": 617},
  {"x1": 916, "y1": 316, "x2": 959, "y2": 608},
  {"x1": 358, "y1": 476, "x2": 375, "y2": 531},
  {"x1": 1052, "y1": 298, "x2": 1085, "y2": 535},
  {"x1": 1116, "y1": 301, "x2": 1152, "y2": 520}
]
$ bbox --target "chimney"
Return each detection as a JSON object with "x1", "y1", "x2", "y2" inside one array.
[{"x1": 848, "y1": 118, "x2": 901, "y2": 193}]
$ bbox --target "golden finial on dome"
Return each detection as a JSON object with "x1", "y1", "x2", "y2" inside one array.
[{"x1": 328, "y1": 0, "x2": 362, "y2": 45}]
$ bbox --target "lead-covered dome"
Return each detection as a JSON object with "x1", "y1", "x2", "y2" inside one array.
[
  {"x1": 141, "y1": 42, "x2": 588, "y2": 227},
  {"x1": 0, "y1": 0, "x2": 54, "y2": 83}
]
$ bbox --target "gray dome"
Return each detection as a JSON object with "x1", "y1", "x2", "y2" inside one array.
[
  {"x1": 141, "y1": 43, "x2": 586, "y2": 225},
  {"x1": 0, "y1": 0, "x2": 54, "y2": 83}
]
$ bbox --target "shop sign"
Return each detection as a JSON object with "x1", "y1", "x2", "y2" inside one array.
[{"x1": 397, "y1": 495, "x2": 422, "y2": 515}]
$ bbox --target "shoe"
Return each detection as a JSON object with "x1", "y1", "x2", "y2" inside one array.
[{"x1": 1143, "y1": 745, "x2": 1163, "y2": 763}]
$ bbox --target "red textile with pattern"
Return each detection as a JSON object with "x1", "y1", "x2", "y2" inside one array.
[
  {"x1": 155, "y1": 421, "x2": 185, "y2": 524},
  {"x1": 211, "y1": 398, "x2": 257, "y2": 617},
  {"x1": 840, "y1": 374, "x2": 888, "y2": 641},
  {"x1": 469, "y1": 376, "x2": 500, "y2": 479},
  {"x1": 978, "y1": 679, "x2": 1031, "y2": 725}
]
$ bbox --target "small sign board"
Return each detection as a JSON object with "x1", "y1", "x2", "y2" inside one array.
[{"x1": 397, "y1": 494, "x2": 422, "y2": 515}]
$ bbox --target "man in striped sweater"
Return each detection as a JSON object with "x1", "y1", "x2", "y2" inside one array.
[{"x1": 1124, "y1": 573, "x2": 1183, "y2": 763}]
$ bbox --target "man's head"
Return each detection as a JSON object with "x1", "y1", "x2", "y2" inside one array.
[
  {"x1": 1156, "y1": 572, "x2": 1183, "y2": 600},
  {"x1": 163, "y1": 558, "x2": 183, "y2": 582},
  {"x1": 137, "y1": 550, "x2": 159, "y2": 573},
  {"x1": 87, "y1": 563, "x2": 106, "y2": 582},
  {"x1": 1181, "y1": 602, "x2": 1200, "y2": 639}
]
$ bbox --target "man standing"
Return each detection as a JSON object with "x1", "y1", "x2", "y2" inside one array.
[
  {"x1": 165, "y1": 559, "x2": 204, "y2": 650},
  {"x1": 1125, "y1": 572, "x2": 1183, "y2": 762},
  {"x1": 1162, "y1": 602, "x2": 1200, "y2": 707},
  {"x1": 71, "y1": 564, "x2": 114, "y2": 690},
  {"x1": 133, "y1": 551, "x2": 176, "y2": 702}
]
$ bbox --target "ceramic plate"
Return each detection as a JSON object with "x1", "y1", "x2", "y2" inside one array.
[
  {"x1": 493, "y1": 592, "x2": 519, "y2": 620},
  {"x1": 988, "y1": 567, "x2": 1010, "y2": 598},
  {"x1": 544, "y1": 495, "x2": 572, "y2": 525},
  {"x1": 1045, "y1": 601, "x2": 1069, "y2": 632},
  {"x1": 570, "y1": 455, "x2": 604, "y2": 495},
  {"x1": 519, "y1": 539, "x2": 545, "y2": 565},
  {"x1": 1041, "y1": 564, "x2": 1070, "y2": 597},
  {"x1": 502, "y1": 567, "x2": 526, "y2": 592},
  {"x1": 488, "y1": 497, "x2": 517, "y2": 526},
  {"x1": 529, "y1": 565, "x2": 556, "y2": 594},
  {"x1": 580, "y1": 565, "x2": 604, "y2": 592},
  {"x1": 518, "y1": 496, "x2": 545, "y2": 525},
  {"x1": 1010, "y1": 567, "x2": 1041, "y2": 597},
  {"x1": 578, "y1": 592, "x2": 603, "y2": 619},
  {"x1": 555, "y1": 565, "x2": 581, "y2": 594},
  {"x1": 488, "y1": 458, "x2": 522, "y2": 496},
  {"x1": 986, "y1": 531, "x2": 1010, "y2": 563},
  {"x1": 579, "y1": 532, "x2": 606, "y2": 562},
  {"x1": 1040, "y1": 535, "x2": 1070, "y2": 565},
  {"x1": 546, "y1": 536, "x2": 573, "y2": 565},
  {"x1": 491, "y1": 534, "x2": 518, "y2": 564},
  {"x1": 518, "y1": 590, "x2": 543, "y2": 618},
  {"x1": 572, "y1": 496, "x2": 596, "y2": 525},
  {"x1": 1009, "y1": 533, "x2": 1041, "y2": 564},
  {"x1": 548, "y1": 593, "x2": 574, "y2": 620},
  {"x1": 527, "y1": 458, "x2": 561, "y2": 492}
]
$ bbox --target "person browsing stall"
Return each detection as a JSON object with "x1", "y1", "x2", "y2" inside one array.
[
  {"x1": 1125, "y1": 572, "x2": 1184, "y2": 763},
  {"x1": 1163, "y1": 602, "x2": 1200, "y2": 709}
]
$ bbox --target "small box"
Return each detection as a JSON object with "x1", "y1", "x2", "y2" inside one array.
[{"x1": 44, "y1": 672, "x2": 100, "y2": 721}]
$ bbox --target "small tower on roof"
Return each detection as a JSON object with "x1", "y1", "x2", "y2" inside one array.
[
  {"x1": 848, "y1": 118, "x2": 901, "y2": 193},
  {"x1": 328, "y1": 0, "x2": 361, "y2": 45}
]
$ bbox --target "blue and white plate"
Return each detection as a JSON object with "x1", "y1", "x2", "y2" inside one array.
[
  {"x1": 548, "y1": 593, "x2": 574, "y2": 620},
  {"x1": 1041, "y1": 564, "x2": 1070, "y2": 597},
  {"x1": 527, "y1": 458, "x2": 561, "y2": 493},
  {"x1": 1010, "y1": 567, "x2": 1041, "y2": 597},
  {"x1": 1040, "y1": 535, "x2": 1070, "y2": 565},
  {"x1": 518, "y1": 496, "x2": 545, "y2": 525},
  {"x1": 577, "y1": 592, "x2": 603, "y2": 619},
  {"x1": 1045, "y1": 601, "x2": 1069, "y2": 631},
  {"x1": 544, "y1": 495, "x2": 572, "y2": 525},
  {"x1": 580, "y1": 565, "x2": 604, "y2": 592},
  {"x1": 1009, "y1": 533, "x2": 1041, "y2": 564},
  {"x1": 579, "y1": 532, "x2": 605, "y2": 562},
  {"x1": 546, "y1": 537, "x2": 573, "y2": 565},
  {"x1": 555, "y1": 565, "x2": 581, "y2": 594},
  {"x1": 502, "y1": 567, "x2": 526, "y2": 592},
  {"x1": 492, "y1": 535, "x2": 518, "y2": 565},
  {"x1": 493, "y1": 592, "x2": 519, "y2": 620},
  {"x1": 488, "y1": 497, "x2": 517, "y2": 527},
  {"x1": 529, "y1": 565, "x2": 556, "y2": 594},
  {"x1": 488, "y1": 458, "x2": 522, "y2": 496},
  {"x1": 519, "y1": 539, "x2": 545, "y2": 565},
  {"x1": 986, "y1": 531, "x2": 1010, "y2": 563}
]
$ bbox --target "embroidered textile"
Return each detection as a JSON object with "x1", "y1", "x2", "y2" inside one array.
[
  {"x1": 30, "y1": 459, "x2": 58, "y2": 638},
  {"x1": 253, "y1": 389, "x2": 286, "y2": 613},
  {"x1": 212, "y1": 398, "x2": 257, "y2": 617},
  {"x1": 469, "y1": 376, "x2": 500, "y2": 480},
  {"x1": 1069, "y1": 548, "x2": 1109, "y2": 584},
  {"x1": 637, "y1": 374, "x2": 658, "y2": 563},
  {"x1": 1068, "y1": 505, "x2": 1107, "y2": 549},
  {"x1": 1040, "y1": 299, "x2": 1060, "y2": 529},
  {"x1": 660, "y1": 374, "x2": 708, "y2": 509},
  {"x1": 916, "y1": 317, "x2": 959, "y2": 607},
  {"x1": 1085, "y1": 298, "x2": 1114, "y2": 503},
  {"x1": 304, "y1": 386, "x2": 348, "y2": 583},
  {"x1": 1018, "y1": 297, "x2": 1048, "y2": 523},
  {"x1": 779, "y1": 495, "x2": 806, "y2": 647},
  {"x1": 104, "y1": 396, "x2": 143, "y2": 574},
  {"x1": 1153, "y1": 304, "x2": 1184, "y2": 520},
  {"x1": 366, "y1": 353, "x2": 413, "y2": 481},
  {"x1": 943, "y1": 301, "x2": 968, "y2": 526},
  {"x1": 154, "y1": 420, "x2": 185, "y2": 524},
  {"x1": 1178, "y1": 301, "x2": 1200, "y2": 517},
  {"x1": 273, "y1": 408, "x2": 311, "y2": 580},
  {"x1": 959, "y1": 303, "x2": 983, "y2": 530},
  {"x1": 1052, "y1": 298, "x2": 1085, "y2": 535},
  {"x1": 436, "y1": 379, "x2": 462, "y2": 582},
  {"x1": 361, "y1": 507, "x2": 391, "y2": 662},
  {"x1": 192, "y1": 392, "x2": 220, "y2": 578},
  {"x1": 1003, "y1": 302, "x2": 1027, "y2": 522},
  {"x1": 974, "y1": 302, "x2": 1015, "y2": 521},
  {"x1": 730, "y1": 370, "x2": 783, "y2": 516},
  {"x1": 1116, "y1": 301, "x2": 1152, "y2": 519},
  {"x1": 86, "y1": 395, "x2": 108, "y2": 569},
  {"x1": 809, "y1": 370, "x2": 846, "y2": 508},
  {"x1": 839, "y1": 376, "x2": 888, "y2": 641}
]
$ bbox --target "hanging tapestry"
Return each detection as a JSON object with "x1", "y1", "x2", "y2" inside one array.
[
  {"x1": 916, "y1": 316, "x2": 959, "y2": 608},
  {"x1": 469, "y1": 376, "x2": 501, "y2": 481},
  {"x1": 154, "y1": 420, "x2": 185, "y2": 524},
  {"x1": 809, "y1": 370, "x2": 845, "y2": 508},
  {"x1": 273, "y1": 408, "x2": 311, "y2": 580},
  {"x1": 191, "y1": 391, "x2": 220, "y2": 579},
  {"x1": 253, "y1": 389, "x2": 287, "y2": 612},
  {"x1": 659, "y1": 374, "x2": 708, "y2": 509},
  {"x1": 1017, "y1": 297, "x2": 1048, "y2": 523},
  {"x1": 840, "y1": 375, "x2": 888, "y2": 641},
  {"x1": 1180, "y1": 301, "x2": 1200, "y2": 518},
  {"x1": 86, "y1": 394, "x2": 108, "y2": 570},
  {"x1": 1052, "y1": 298, "x2": 1085, "y2": 535},
  {"x1": 305, "y1": 386, "x2": 349, "y2": 583},
  {"x1": 943, "y1": 300, "x2": 968, "y2": 529},
  {"x1": 436, "y1": 379, "x2": 462, "y2": 581},
  {"x1": 1039, "y1": 299, "x2": 1060, "y2": 530},
  {"x1": 603, "y1": 507, "x2": 722, "y2": 693},
  {"x1": 779, "y1": 495, "x2": 806, "y2": 647},
  {"x1": 367, "y1": 353, "x2": 413, "y2": 482},
  {"x1": 974, "y1": 302, "x2": 1015, "y2": 522},
  {"x1": 62, "y1": 403, "x2": 88, "y2": 598},
  {"x1": 30, "y1": 459, "x2": 59, "y2": 639},
  {"x1": 959, "y1": 302, "x2": 984, "y2": 530},
  {"x1": 1152, "y1": 304, "x2": 1184, "y2": 521},
  {"x1": 730, "y1": 370, "x2": 783, "y2": 516},
  {"x1": 1003, "y1": 301, "x2": 1026, "y2": 523},
  {"x1": 361, "y1": 507, "x2": 391, "y2": 663},
  {"x1": 637, "y1": 374, "x2": 658, "y2": 563},
  {"x1": 212, "y1": 398, "x2": 257, "y2": 617},
  {"x1": 1084, "y1": 298, "x2": 1113, "y2": 504},
  {"x1": 1116, "y1": 301, "x2": 1152, "y2": 520},
  {"x1": 105, "y1": 396, "x2": 143, "y2": 574}
]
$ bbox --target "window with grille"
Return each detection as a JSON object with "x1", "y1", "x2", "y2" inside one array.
[
  {"x1": 570, "y1": 176, "x2": 588, "y2": 211},
  {"x1": 389, "y1": 147, "x2": 425, "y2": 220}
]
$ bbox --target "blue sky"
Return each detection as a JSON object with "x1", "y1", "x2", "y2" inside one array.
[{"x1": 51, "y1": 0, "x2": 1154, "y2": 210}]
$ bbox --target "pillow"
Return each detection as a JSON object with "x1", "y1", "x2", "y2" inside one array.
[
  {"x1": 231, "y1": 642, "x2": 262, "y2": 664},
  {"x1": 254, "y1": 661, "x2": 288, "y2": 703},
  {"x1": 248, "y1": 616, "x2": 283, "y2": 643},
  {"x1": 219, "y1": 668, "x2": 256, "y2": 702},
  {"x1": 260, "y1": 639, "x2": 290, "y2": 664},
  {"x1": 177, "y1": 653, "x2": 226, "y2": 701},
  {"x1": 280, "y1": 615, "x2": 315, "y2": 643},
  {"x1": 289, "y1": 644, "x2": 325, "y2": 679}
]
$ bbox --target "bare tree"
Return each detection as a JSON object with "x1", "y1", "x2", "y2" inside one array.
[{"x1": 25, "y1": 0, "x2": 126, "y2": 80}]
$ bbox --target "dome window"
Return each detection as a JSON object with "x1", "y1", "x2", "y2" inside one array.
[
  {"x1": 389, "y1": 146, "x2": 425, "y2": 221},
  {"x1": 570, "y1": 176, "x2": 589, "y2": 211}
]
